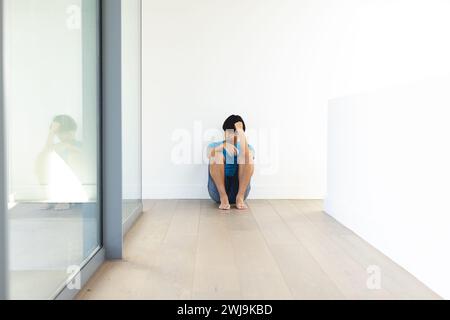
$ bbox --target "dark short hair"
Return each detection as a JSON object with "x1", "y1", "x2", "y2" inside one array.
[
  {"x1": 222, "y1": 115, "x2": 246, "y2": 132},
  {"x1": 53, "y1": 115, "x2": 77, "y2": 133}
]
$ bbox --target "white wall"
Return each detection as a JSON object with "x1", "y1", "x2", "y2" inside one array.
[
  {"x1": 142, "y1": 0, "x2": 450, "y2": 199},
  {"x1": 326, "y1": 78, "x2": 450, "y2": 299},
  {"x1": 142, "y1": 0, "x2": 330, "y2": 199}
]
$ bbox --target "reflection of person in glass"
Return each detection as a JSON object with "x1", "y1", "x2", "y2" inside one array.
[{"x1": 35, "y1": 115, "x2": 86, "y2": 210}]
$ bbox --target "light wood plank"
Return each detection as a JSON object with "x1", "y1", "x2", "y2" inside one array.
[
  {"x1": 192, "y1": 203, "x2": 242, "y2": 299},
  {"x1": 332, "y1": 233, "x2": 441, "y2": 300},
  {"x1": 165, "y1": 200, "x2": 201, "y2": 240},
  {"x1": 290, "y1": 200, "x2": 353, "y2": 236},
  {"x1": 122, "y1": 200, "x2": 178, "y2": 267},
  {"x1": 135, "y1": 235, "x2": 198, "y2": 300},
  {"x1": 294, "y1": 200, "x2": 440, "y2": 299},
  {"x1": 252, "y1": 200, "x2": 344, "y2": 299},
  {"x1": 268, "y1": 244, "x2": 344, "y2": 299},
  {"x1": 79, "y1": 200, "x2": 179, "y2": 299},
  {"x1": 273, "y1": 200, "x2": 395, "y2": 299},
  {"x1": 225, "y1": 212, "x2": 292, "y2": 300},
  {"x1": 78, "y1": 199, "x2": 440, "y2": 300},
  {"x1": 248, "y1": 201, "x2": 298, "y2": 246},
  {"x1": 77, "y1": 260, "x2": 154, "y2": 300},
  {"x1": 135, "y1": 200, "x2": 200, "y2": 299}
]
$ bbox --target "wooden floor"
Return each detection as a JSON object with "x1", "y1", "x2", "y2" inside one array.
[{"x1": 77, "y1": 200, "x2": 440, "y2": 300}]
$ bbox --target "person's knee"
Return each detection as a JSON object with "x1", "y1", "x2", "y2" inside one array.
[{"x1": 239, "y1": 163, "x2": 255, "y2": 173}]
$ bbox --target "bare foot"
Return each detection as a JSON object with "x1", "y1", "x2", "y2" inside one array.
[
  {"x1": 235, "y1": 196, "x2": 248, "y2": 210},
  {"x1": 219, "y1": 196, "x2": 231, "y2": 211}
]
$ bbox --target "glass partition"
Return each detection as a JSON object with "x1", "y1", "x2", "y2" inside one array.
[
  {"x1": 4, "y1": 0, "x2": 101, "y2": 299},
  {"x1": 122, "y1": 0, "x2": 143, "y2": 224}
]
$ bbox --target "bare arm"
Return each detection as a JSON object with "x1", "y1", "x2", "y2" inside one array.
[
  {"x1": 235, "y1": 122, "x2": 253, "y2": 165},
  {"x1": 207, "y1": 143, "x2": 237, "y2": 163}
]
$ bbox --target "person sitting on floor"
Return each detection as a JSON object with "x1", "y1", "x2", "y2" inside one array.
[{"x1": 207, "y1": 115, "x2": 255, "y2": 211}]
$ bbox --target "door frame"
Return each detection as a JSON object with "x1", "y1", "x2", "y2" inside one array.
[
  {"x1": 0, "y1": 0, "x2": 126, "y2": 300},
  {"x1": 56, "y1": 0, "x2": 124, "y2": 299},
  {"x1": 0, "y1": 0, "x2": 9, "y2": 301}
]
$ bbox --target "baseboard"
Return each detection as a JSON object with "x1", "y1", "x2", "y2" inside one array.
[
  {"x1": 123, "y1": 202, "x2": 143, "y2": 235},
  {"x1": 143, "y1": 185, "x2": 325, "y2": 200}
]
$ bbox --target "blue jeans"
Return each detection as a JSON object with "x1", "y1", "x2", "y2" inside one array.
[{"x1": 208, "y1": 167, "x2": 251, "y2": 204}]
